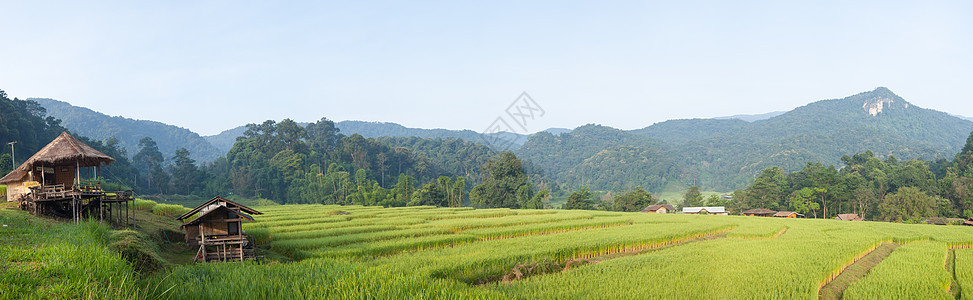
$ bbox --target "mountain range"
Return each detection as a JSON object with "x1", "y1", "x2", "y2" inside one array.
[
  {"x1": 516, "y1": 87, "x2": 973, "y2": 192},
  {"x1": 32, "y1": 98, "x2": 561, "y2": 162},
  {"x1": 28, "y1": 87, "x2": 973, "y2": 192}
]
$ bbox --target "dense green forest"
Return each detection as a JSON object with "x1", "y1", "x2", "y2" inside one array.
[
  {"x1": 723, "y1": 131, "x2": 973, "y2": 222},
  {"x1": 0, "y1": 91, "x2": 66, "y2": 175},
  {"x1": 518, "y1": 88, "x2": 973, "y2": 193},
  {"x1": 202, "y1": 120, "x2": 536, "y2": 155}
]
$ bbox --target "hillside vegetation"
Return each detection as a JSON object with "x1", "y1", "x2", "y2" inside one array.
[
  {"x1": 34, "y1": 98, "x2": 223, "y2": 162},
  {"x1": 518, "y1": 88, "x2": 973, "y2": 192}
]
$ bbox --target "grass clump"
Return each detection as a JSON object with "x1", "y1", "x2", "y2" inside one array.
[
  {"x1": 131, "y1": 198, "x2": 158, "y2": 210},
  {"x1": 0, "y1": 209, "x2": 161, "y2": 299},
  {"x1": 153, "y1": 203, "x2": 189, "y2": 217}
]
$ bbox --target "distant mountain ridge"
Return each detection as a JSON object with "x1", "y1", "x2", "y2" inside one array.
[
  {"x1": 713, "y1": 111, "x2": 786, "y2": 122},
  {"x1": 33, "y1": 98, "x2": 223, "y2": 162},
  {"x1": 517, "y1": 87, "x2": 973, "y2": 192},
  {"x1": 32, "y1": 87, "x2": 973, "y2": 195},
  {"x1": 203, "y1": 121, "x2": 572, "y2": 154}
]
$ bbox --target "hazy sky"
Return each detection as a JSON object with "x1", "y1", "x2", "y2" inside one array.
[{"x1": 1, "y1": 1, "x2": 971, "y2": 136}]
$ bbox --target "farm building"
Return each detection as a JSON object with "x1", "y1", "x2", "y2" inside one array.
[
  {"x1": 835, "y1": 214, "x2": 863, "y2": 221},
  {"x1": 682, "y1": 207, "x2": 728, "y2": 215},
  {"x1": 0, "y1": 132, "x2": 132, "y2": 224},
  {"x1": 742, "y1": 209, "x2": 777, "y2": 217},
  {"x1": 773, "y1": 211, "x2": 803, "y2": 218},
  {"x1": 641, "y1": 204, "x2": 675, "y2": 214},
  {"x1": 177, "y1": 196, "x2": 263, "y2": 263}
]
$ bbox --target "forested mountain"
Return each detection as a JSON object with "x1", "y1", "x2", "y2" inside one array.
[
  {"x1": 0, "y1": 91, "x2": 67, "y2": 175},
  {"x1": 205, "y1": 120, "x2": 540, "y2": 154},
  {"x1": 713, "y1": 111, "x2": 786, "y2": 122},
  {"x1": 518, "y1": 88, "x2": 973, "y2": 193},
  {"x1": 34, "y1": 98, "x2": 223, "y2": 162}
]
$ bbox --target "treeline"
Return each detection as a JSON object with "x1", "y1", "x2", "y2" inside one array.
[
  {"x1": 100, "y1": 118, "x2": 556, "y2": 209},
  {"x1": 731, "y1": 131, "x2": 973, "y2": 222}
]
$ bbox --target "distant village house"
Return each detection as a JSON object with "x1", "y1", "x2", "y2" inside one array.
[
  {"x1": 773, "y1": 211, "x2": 803, "y2": 218},
  {"x1": 742, "y1": 209, "x2": 776, "y2": 217},
  {"x1": 682, "y1": 207, "x2": 728, "y2": 215},
  {"x1": 835, "y1": 214, "x2": 863, "y2": 221},
  {"x1": 641, "y1": 204, "x2": 675, "y2": 214}
]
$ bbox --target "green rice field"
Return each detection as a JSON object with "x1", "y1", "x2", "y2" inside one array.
[{"x1": 146, "y1": 204, "x2": 973, "y2": 299}]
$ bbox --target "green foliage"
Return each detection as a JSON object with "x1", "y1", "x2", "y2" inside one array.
[
  {"x1": 611, "y1": 186, "x2": 654, "y2": 212},
  {"x1": 0, "y1": 213, "x2": 157, "y2": 299},
  {"x1": 683, "y1": 186, "x2": 703, "y2": 207},
  {"x1": 208, "y1": 118, "x2": 469, "y2": 206},
  {"x1": 134, "y1": 137, "x2": 170, "y2": 194},
  {"x1": 131, "y1": 199, "x2": 159, "y2": 210},
  {"x1": 878, "y1": 187, "x2": 943, "y2": 222},
  {"x1": 170, "y1": 148, "x2": 202, "y2": 195},
  {"x1": 517, "y1": 88, "x2": 973, "y2": 192},
  {"x1": 735, "y1": 134, "x2": 973, "y2": 222},
  {"x1": 0, "y1": 91, "x2": 66, "y2": 167},
  {"x1": 470, "y1": 152, "x2": 537, "y2": 208},
  {"x1": 0, "y1": 153, "x2": 11, "y2": 176},
  {"x1": 34, "y1": 97, "x2": 224, "y2": 162},
  {"x1": 563, "y1": 186, "x2": 594, "y2": 210}
]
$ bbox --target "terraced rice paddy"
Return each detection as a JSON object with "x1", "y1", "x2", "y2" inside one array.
[{"x1": 154, "y1": 205, "x2": 973, "y2": 299}]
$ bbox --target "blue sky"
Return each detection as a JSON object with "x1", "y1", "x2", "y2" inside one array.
[{"x1": 1, "y1": 1, "x2": 971, "y2": 135}]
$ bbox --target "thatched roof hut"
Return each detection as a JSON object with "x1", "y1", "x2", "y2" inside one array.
[
  {"x1": 18, "y1": 132, "x2": 114, "y2": 170},
  {"x1": 0, "y1": 132, "x2": 115, "y2": 202}
]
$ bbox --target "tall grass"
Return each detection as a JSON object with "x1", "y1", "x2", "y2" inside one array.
[
  {"x1": 843, "y1": 241, "x2": 951, "y2": 299},
  {"x1": 0, "y1": 215, "x2": 160, "y2": 299},
  {"x1": 131, "y1": 198, "x2": 158, "y2": 210},
  {"x1": 139, "y1": 205, "x2": 973, "y2": 298},
  {"x1": 152, "y1": 203, "x2": 190, "y2": 217}
]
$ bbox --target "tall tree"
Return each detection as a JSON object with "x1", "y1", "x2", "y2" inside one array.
[
  {"x1": 470, "y1": 151, "x2": 535, "y2": 208},
  {"x1": 683, "y1": 186, "x2": 704, "y2": 207},
  {"x1": 613, "y1": 186, "x2": 655, "y2": 212},
  {"x1": 563, "y1": 186, "x2": 594, "y2": 210},
  {"x1": 133, "y1": 137, "x2": 167, "y2": 193},
  {"x1": 170, "y1": 148, "x2": 199, "y2": 195}
]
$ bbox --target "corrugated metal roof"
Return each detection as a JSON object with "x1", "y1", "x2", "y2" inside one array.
[{"x1": 682, "y1": 207, "x2": 726, "y2": 213}]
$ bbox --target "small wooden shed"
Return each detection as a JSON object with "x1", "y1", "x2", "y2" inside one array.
[
  {"x1": 176, "y1": 196, "x2": 263, "y2": 262},
  {"x1": 641, "y1": 204, "x2": 675, "y2": 214},
  {"x1": 742, "y1": 209, "x2": 777, "y2": 217}
]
